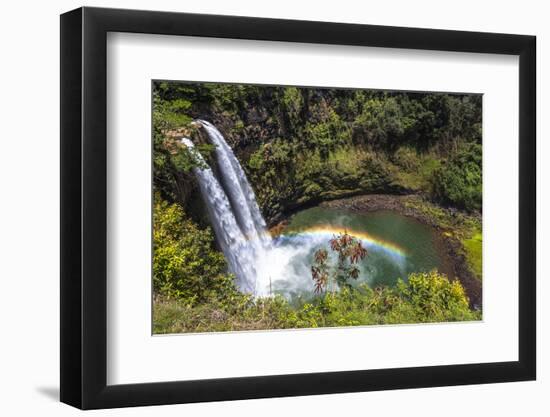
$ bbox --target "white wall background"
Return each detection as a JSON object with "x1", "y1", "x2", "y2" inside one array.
[{"x1": 0, "y1": 0, "x2": 546, "y2": 415}]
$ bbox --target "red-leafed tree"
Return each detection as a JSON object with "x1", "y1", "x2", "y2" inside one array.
[{"x1": 311, "y1": 231, "x2": 368, "y2": 294}]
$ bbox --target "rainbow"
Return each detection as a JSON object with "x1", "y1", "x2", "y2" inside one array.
[{"x1": 281, "y1": 225, "x2": 408, "y2": 258}]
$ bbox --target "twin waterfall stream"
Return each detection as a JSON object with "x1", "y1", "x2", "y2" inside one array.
[{"x1": 182, "y1": 121, "x2": 272, "y2": 295}]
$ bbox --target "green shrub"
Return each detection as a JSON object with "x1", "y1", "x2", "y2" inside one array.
[
  {"x1": 432, "y1": 143, "x2": 482, "y2": 211},
  {"x1": 394, "y1": 270, "x2": 474, "y2": 322},
  {"x1": 304, "y1": 109, "x2": 352, "y2": 158},
  {"x1": 153, "y1": 196, "x2": 237, "y2": 304},
  {"x1": 281, "y1": 87, "x2": 304, "y2": 130},
  {"x1": 353, "y1": 97, "x2": 412, "y2": 149},
  {"x1": 152, "y1": 87, "x2": 192, "y2": 130}
]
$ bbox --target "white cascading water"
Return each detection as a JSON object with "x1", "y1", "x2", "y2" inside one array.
[
  {"x1": 198, "y1": 120, "x2": 271, "y2": 249},
  {"x1": 180, "y1": 138, "x2": 260, "y2": 294}
]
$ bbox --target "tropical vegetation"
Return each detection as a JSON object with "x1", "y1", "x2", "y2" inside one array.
[{"x1": 152, "y1": 82, "x2": 483, "y2": 333}]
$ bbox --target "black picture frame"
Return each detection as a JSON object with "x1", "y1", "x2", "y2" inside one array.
[{"x1": 60, "y1": 6, "x2": 536, "y2": 410}]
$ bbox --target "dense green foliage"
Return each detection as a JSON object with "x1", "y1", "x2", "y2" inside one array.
[
  {"x1": 152, "y1": 82, "x2": 482, "y2": 219},
  {"x1": 153, "y1": 197, "x2": 239, "y2": 304},
  {"x1": 432, "y1": 143, "x2": 482, "y2": 211},
  {"x1": 154, "y1": 270, "x2": 479, "y2": 333}
]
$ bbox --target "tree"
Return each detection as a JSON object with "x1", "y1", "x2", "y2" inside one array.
[
  {"x1": 432, "y1": 143, "x2": 482, "y2": 211},
  {"x1": 311, "y1": 232, "x2": 368, "y2": 293},
  {"x1": 311, "y1": 248, "x2": 329, "y2": 293},
  {"x1": 353, "y1": 96, "x2": 410, "y2": 149}
]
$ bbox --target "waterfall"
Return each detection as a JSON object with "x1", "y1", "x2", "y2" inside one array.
[
  {"x1": 199, "y1": 120, "x2": 271, "y2": 249},
  {"x1": 181, "y1": 125, "x2": 273, "y2": 295},
  {"x1": 181, "y1": 138, "x2": 260, "y2": 294}
]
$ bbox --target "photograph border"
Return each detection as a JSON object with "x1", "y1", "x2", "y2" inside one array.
[{"x1": 60, "y1": 6, "x2": 536, "y2": 409}]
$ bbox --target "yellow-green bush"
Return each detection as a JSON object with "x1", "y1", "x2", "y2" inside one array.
[{"x1": 153, "y1": 197, "x2": 237, "y2": 304}]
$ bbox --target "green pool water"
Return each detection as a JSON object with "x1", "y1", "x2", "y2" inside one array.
[{"x1": 273, "y1": 207, "x2": 447, "y2": 294}]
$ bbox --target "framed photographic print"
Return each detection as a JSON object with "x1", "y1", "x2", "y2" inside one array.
[{"x1": 60, "y1": 6, "x2": 536, "y2": 409}]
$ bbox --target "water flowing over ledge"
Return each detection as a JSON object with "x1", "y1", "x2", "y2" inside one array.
[
  {"x1": 182, "y1": 122, "x2": 449, "y2": 300},
  {"x1": 182, "y1": 122, "x2": 272, "y2": 295}
]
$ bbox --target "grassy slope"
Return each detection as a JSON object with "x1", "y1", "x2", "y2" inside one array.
[
  {"x1": 463, "y1": 231, "x2": 482, "y2": 281},
  {"x1": 391, "y1": 156, "x2": 441, "y2": 191}
]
